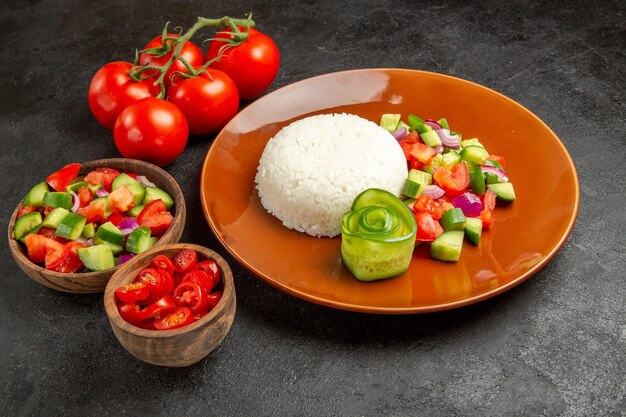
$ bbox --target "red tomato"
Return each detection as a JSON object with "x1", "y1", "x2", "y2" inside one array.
[
  {"x1": 194, "y1": 260, "x2": 221, "y2": 289},
  {"x1": 103, "y1": 211, "x2": 125, "y2": 227},
  {"x1": 44, "y1": 239, "x2": 68, "y2": 270},
  {"x1": 77, "y1": 186, "x2": 93, "y2": 207},
  {"x1": 24, "y1": 234, "x2": 48, "y2": 263},
  {"x1": 413, "y1": 195, "x2": 444, "y2": 220},
  {"x1": 414, "y1": 211, "x2": 444, "y2": 242},
  {"x1": 134, "y1": 267, "x2": 169, "y2": 305},
  {"x1": 108, "y1": 184, "x2": 134, "y2": 212},
  {"x1": 483, "y1": 189, "x2": 497, "y2": 210},
  {"x1": 172, "y1": 281, "x2": 210, "y2": 314},
  {"x1": 115, "y1": 282, "x2": 150, "y2": 303},
  {"x1": 206, "y1": 27, "x2": 280, "y2": 100},
  {"x1": 182, "y1": 269, "x2": 213, "y2": 293},
  {"x1": 49, "y1": 242, "x2": 86, "y2": 273},
  {"x1": 38, "y1": 227, "x2": 69, "y2": 243},
  {"x1": 408, "y1": 142, "x2": 437, "y2": 165},
  {"x1": 46, "y1": 163, "x2": 80, "y2": 192},
  {"x1": 117, "y1": 302, "x2": 147, "y2": 327},
  {"x1": 84, "y1": 168, "x2": 120, "y2": 192},
  {"x1": 150, "y1": 254, "x2": 174, "y2": 277},
  {"x1": 137, "y1": 200, "x2": 173, "y2": 235},
  {"x1": 88, "y1": 62, "x2": 160, "y2": 130},
  {"x1": 488, "y1": 154, "x2": 506, "y2": 168},
  {"x1": 113, "y1": 98, "x2": 188, "y2": 167},
  {"x1": 398, "y1": 131, "x2": 421, "y2": 160},
  {"x1": 139, "y1": 34, "x2": 205, "y2": 88},
  {"x1": 156, "y1": 269, "x2": 175, "y2": 299},
  {"x1": 173, "y1": 249, "x2": 197, "y2": 273},
  {"x1": 18, "y1": 205, "x2": 36, "y2": 218},
  {"x1": 433, "y1": 163, "x2": 470, "y2": 197},
  {"x1": 207, "y1": 291, "x2": 222, "y2": 310},
  {"x1": 153, "y1": 306, "x2": 195, "y2": 330},
  {"x1": 138, "y1": 295, "x2": 176, "y2": 321},
  {"x1": 480, "y1": 189, "x2": 497, "y2": 228},
  {"x1": 167, "y1": 68, "x2": 239, "y2": 136},
  {"x1": 77, "y1": 199, "x2": 107, "y2": 224}
]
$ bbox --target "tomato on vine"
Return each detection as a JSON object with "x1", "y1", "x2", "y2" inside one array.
[
  {"x1": 206, "y1": 27, "x2": 280, "y2": 100},
  {"x1": 167, "y1": 68, "x2": 239, "y2": 136},
  {"x1": 139, "y1": 34, "x2": 205, "y2": 88}
]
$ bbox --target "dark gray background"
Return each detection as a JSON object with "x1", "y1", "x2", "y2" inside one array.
[{"x1": 1, "y1": 0, "x2": 624, "y2": 416}]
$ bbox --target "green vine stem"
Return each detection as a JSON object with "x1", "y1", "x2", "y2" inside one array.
[{"x1": 130, "y1": 15, "x2": 255, "y2": 98}]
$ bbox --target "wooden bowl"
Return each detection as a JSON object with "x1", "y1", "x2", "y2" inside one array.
[
  {"x1": 104, "y1": 243, "x2": 236, "y2": 367},
  {"x1": 8, "y1": 158, "x2": 186, "y2": 293}
]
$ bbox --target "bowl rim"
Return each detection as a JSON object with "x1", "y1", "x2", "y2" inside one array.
[
  {"x1": 8, "y1": 158, "x2": 186, "y2": 280},
  {"x1": 104, "y1": 243, "x2": 234, "y2": 338}
]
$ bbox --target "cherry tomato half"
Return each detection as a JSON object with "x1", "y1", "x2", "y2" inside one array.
[
  {"x1": 172, "y1": 281, "x2": 210, "y2": 314},
  {"x1": 113, "y1": 97, "x2": 188, "y2": 167},
  {"x1": 173, "y1": 249, "x2": 197, "y2": 273},
  {"x1": 46, "y1": 163, "x2": 81, "y2": 192},
  {"x1": 182, "y1": 269, "x2": 213, "y2": 294},
  {"x1": 150, "y1": 254, "x2": 175, "y2": 277},
  {"x1": 137, "y1": 200, "x2": 173, "y2": 236},
  {"x1": 115, "y1": 282, "x2": 150, "y2": 303},
  {"x1": 206, "y1": 27, "x2": 280, "y2": 100},
  {"x1": 167, "y1": 68, "x2": 239, "y2": 136},
  {"x1": 88, "y1": 62, "x2": 160, "y2": 130},
  {"x1": 134, "y1": 267, "x2": 169, "y2": 305},
  {"x1": 138, "y1": 295, "x2": 176, "y2": 321},
  {"x1": 153, "y1": 307, "x2": 195, "y2": 330},
  {"x1": 207, "y1": 291, "x2": 222, "y2": 310},
  {"x1": 194, "y1": 260, "x2": 221, "y2": 289}
]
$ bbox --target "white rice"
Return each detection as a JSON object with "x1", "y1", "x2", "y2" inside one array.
[{"x1": 255, "y1": 113, "x2": 408, "y2": 237}]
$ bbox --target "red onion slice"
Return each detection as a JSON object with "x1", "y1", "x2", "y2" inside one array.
[
  {"x1": 424, "y1": 119, "x2": 442, "y2": 130},
  {"x1": 481, "y1": 166, "x2": 509, "y2": 182},
  {"x1": 451, "y1": 192, "x2": 483, "y2": 217},
  {"x1": 117, "y1": 253, "x2": 135, "y2": 265},
  {"x1": 433, "y1": 145, "x2": 444, "y2": 154},
  {"x1": 69, "y1": 190, "x2": 80, "y2": 212},
  {"x1": 96, "y1": 188, "x2": 109, "y2": 197},
  {"x1": 392, "y1": 126, "x2": 408, "y2": 140},
  {"x1": 437, "y1": 129, "x2": 461, "y2": 149},
  {"x1": 86, "y1": 238, "x2": 94, "y2": 247},
  {"x1": 136, "y1": 175, "x2": 156, "y2": 188},
  {"x1": 422, "y1": 184, "x2": 445, "y2": 199},
  {"x1": 118, "y1": 217, "x2": 139, "y2": 231}
]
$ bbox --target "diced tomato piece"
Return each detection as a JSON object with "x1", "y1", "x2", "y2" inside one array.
[
  {"x1": 138, "y1": 295, "x2": 176, "y2": 321},
  {"x1": 207, "y1": 291, "x2": 222, "y2": 310},
  {"x1": 194, "y1": 260, "x2": 221, "y2": 289},
  {"x1": 488, "y1": 154, "x2": 506, "y2": 169},
  {"x1": 153, "y1": 306, "x2": 194, "y2": 330},
  {"x1": 408, "y1": 142, "x2": 437, "y2": 165},
  {"x1": 173, "y1": 249, "x2": 197, "y2": 273},
  {"x1": 409, "y1": 159, "x2": 424, "y2": 171},
  {"x1": 115, "y1": 282, "x2": 150, "y2": 303},
  {"x1": 398, "y1": 131, "x2": 421, "y2": 159},
  {"x1": 433, "y1": 163, "x2": 470, "y2": 197},
  {"x1": 103, "y1": 211, "x2": 125, "y2": 227},
  {"x1": 483, "y1": 189, "x2": 497, "y2": 211},
  {"x1": 126, "y1": 173, "x2": 138, "y2": 179},
  {"x1": 172, "y1": 281, "x2": 210, "y2": 314},
  {"x1": 414, "y1": 211, "x2": 444, "y2": 242},
  {"x1": 440, "y1": 201, "x2": 455, "y2": 212},
  {"x1": 48, "y1": 242, "x2": 86, "y2": 273},
  {"x1": 77, "y1": 199, "x2": 107, "y2": 224},
  {"x1": 42, "y1": 206, "x2": 54, "y2": 216},
  {"x1": 134, "y1": 268, "x2": 170, "y2": 305},
  {"x1": 480, "y1": 207, "x2": 494, "y2": 228},
  {"x1": 480, "y1": 189, "x2": 497, "y2": 228},
  {"x1": 24, "y1": 234, "x2": 49, "y2": 263},
  {"x1": 44, "y1": 238, "x2": 68, "y2": 270},
  {"x1": 84, "y1": 168, "x2": 120, "y2": 192},
  {"x1": 18, "y1": 205, "x2": 36, "y2": 218},
  {"x1": 150, "y1": 254, "x2": 175, "y2": 277},
  {"x1": 117, "y1": 302, "x2": 148, "y2": 328},
  {"x1": 413, "y1": 195, "x2": 444, "y2": 220},
  {"x1": 38, "y1": 227, "x2": 69, "y2": 243},
  {"x1": 77, "y1": 186, "x2": 93, "y2": 207},
  {"x1": 182, "y1": 269, "x2": 213, "y2": 293},
  {"x1": 137, "y1": 199, "x2": 173, "y2": 236},
  {"x1": 108, "y1": 184, "x2": 135, "y2": 213},
  {"x1": 46, "y1": 163, "x2": 81, "y2": 192}
]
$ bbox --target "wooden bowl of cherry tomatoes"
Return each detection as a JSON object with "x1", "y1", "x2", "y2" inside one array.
[
  {"x1": 104, "y1": 243, "x2": 235, "y2": 367},
  {"x1": 8, "y1": 158, "x2": 185, "y2": 293}
]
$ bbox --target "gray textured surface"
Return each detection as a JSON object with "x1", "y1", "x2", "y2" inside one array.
[{"x1": 1, "y1": 0, "x2": 624, "y2": 416}]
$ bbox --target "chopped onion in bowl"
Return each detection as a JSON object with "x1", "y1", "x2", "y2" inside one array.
[
  {"x1": 451, "y1": 192, "x2": 482, "y2": 217},
  {"x1": 437, "y1": 129, "x2": 461, "y2": 149},
  {"x1": 96, "y1": 188, "x2": 109, "y2": 197},
  {"x1": 423, "y1": 184, "x2": 445, "y2": 199},
  {"x1": 118, "y1": 217, "x2": 139, "y2": 232},
  {"x1": 69, "y1": 190, "x2": 80, "y2": 212},
  {"x1": 392, "y1": 126, "x2": 408, "y2": 140},
  {"x1": 434, "y1": 145, "x2": 444, "y2": 154},
  {"x1": 117, "y1": 253, "x2": 135, "y2": 265},
  {"x1": 136, "y1": 175, "x2": 156, "y2": 188},
  {"x1": 424, "y1": 119, "x2": 442, "y2": 130},
  {"x1": 481, "y1": 166, "x2": 509, "y2": 182}
]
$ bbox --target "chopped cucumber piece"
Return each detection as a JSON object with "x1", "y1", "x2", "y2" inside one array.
[
  {"x1": 484, "y1": 159, "x2": 504, "y2": 170},
  {"x1": 125, "y1": 205, "x2": 145, "y2": 218},
  {"x1": 440, "y1": 208, "x2": 467, "y2": 231},
  {"x1": 23, "y1": 182, "x2": 49, "y2": 207},
  {"x1": 111, "y1": 173, "x2": 138, "y2": 190},
  {"x1": 43, "y1": 192, "x2": 73, "y2": 210},
  {"x1": 87, "y1": 183, "x2": 103, "y2": 194},
  {"x1": 437, "y1": 118, "x2": 449, "y2": 130},
  {"x1": 460, "y1": 145, "x2": 489, "y2": 165},
  {"x1": 42, "y1": 207, "x2": 70, "y2": 229},
  {"x1": 93, "y1": 236, "x2": 124, "y2": 255},
  {"x1": 423, "y1": 154, "x2": 443, "y2": 174},
  {"x1": 464, "y1": 217, "x2": 483, "y2": 245},
  {"x1": 461, "y1": 138, "x2": 484, "y2": 149},
  {"x1": 13, "y1": 212, "x2": 43, "y2": 241},
  {"x1": 488, "y1": 183, "x2": 516, "y2": 202},
  {"x1": 91, "y1": 196, "x2": 113, "y2": 218},
  {"x1": 95, "y1": 221, "x2": 124, "y2": 245},
  {"x1": 430, "y1": 230, "x2": 465, "y2": 262},
  {"x1": 126, "y1": 226, "x2": 152, "y2": 254},
  {"x1": 402, "y1": 179, "x2": 425, "y2": 199},
  {"x1": 421, "y1": 130, "x2": 442, "y2": 147},
  {"x1": 55, "y1": 212, "x2": 86, "y2": 240},
  {"x1": 379, "y1": 113, "x2": 401, "y2": 132},
  {"x1": 408, "y1": 169, "x2": 432, "y2": 185},
  {"x1": 469, "y1": 165, "x2": 486, "y2": 195},
  {"x1": 143, "y1": 187, "x2": 174, "y2": 210},
  {"x1": 397, "y1": 121, "x2": 411, "y2": 132},
  {"x1": 66, "y1": 181, "x2": 88, "y2": 193},
  {"x1": 77, "y1": 245, "x2": 115, "y2": 271},
  {"x1": 408, "y1": 114, "x2": 429, "y2": 134},
  {"x1": 82, "y1": 222, "x2": 96, "y2": 238},
  {"x1": 442, "y1": 150, "x2": 462, "y2": 168}
]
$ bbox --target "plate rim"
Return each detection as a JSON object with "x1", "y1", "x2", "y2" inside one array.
[{"x1": 200, "y1": 68, "x2": 580, "y2": 314}]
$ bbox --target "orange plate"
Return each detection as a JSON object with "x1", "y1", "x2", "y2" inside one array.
[{"x1": 200, "y1": 69, "x2": 579, "y2": 314}]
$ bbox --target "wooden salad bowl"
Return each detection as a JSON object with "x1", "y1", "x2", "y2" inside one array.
[
  {"x1": 104, "y1": 243, "x2": 236, "y2": 367},
  {"x1": 8, "y1": 158, "x2": 186, "y2": 293}
]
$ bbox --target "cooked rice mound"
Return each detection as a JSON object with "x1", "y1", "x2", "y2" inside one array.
[{"x1": 255, "y1": 113, "x2": 408, "y2": 237}]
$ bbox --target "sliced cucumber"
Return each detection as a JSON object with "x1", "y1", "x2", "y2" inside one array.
[
  {"x1": 430, "y1": 230, "x2": 465, "y2": 262},
  {"x1": 42, "y1": 207, "x2": 70, "y2": 229},
  {"x1": 13, "y1": 212, "x2": 43, "y2": 241},
  {"x1": 422, "y1": 154, "x2": 443, "y2": 174},
  {"x1": 464, "y1": 217, "x2": 483, "y2": 245},
  {"x1": 82, "y1": 222, "x2": 96, "y2": 238},
  {"x1": 468, "y1": 165, "x2": 486, "y2": 195},
  {"x1": 95, "y1": 221, "x2": 124, "y2": 245},
  {"x1": 125, "y1": 205, "x2": 145, "y2": 218},
  {"x1": 402, "y1": 179, "x2": 425, "y2": 199},
  {"x1": 488, "y1": 183, "x2": 516, "y2": 202},
  {"x1": 111, "y1": 173, "x2": 138, "y2": 190},
  {"x1": 460, "y1": 145, "x2": 489, "y2": 165},
  {"x1": 126, "y1": 226, "x2": 152, "y2": 254},
  {"x1": 143, "y1": 187, "x2": 174, "y2": 210},
  {"x1": 442, "y1": 150, "x2": 462, "y2": 168},
  {"x1": 379, "y1": 113, "x2": 401, "y2": 132},
  {"x1": 484, "y1": 159, "x2": 504, "y2": 171},
  {"x1": 440, "y1": 208, "x2": 467, "y2": 232},
  {"x1": 421, "y1": 130, "x2": 442, "y2": 147},
  {"x1": 55, "y1": 212, "x2": 86, "y2": 240},
  {"x1": 93, "y1": 236, "x2": 124, "y2": 255},
  {"x1": 66, "y1": 181, "x2": 88, "y2": 193},
  {"x1": 461, "y1": 138, "x2": 484, "y2": 149},
  {"x1": 87, "y1": 183, "x2": 103, "y2": 194},
  {"x1": 91, "y1": 196, "x2": 113, "y2": 218},
  {"x1": 23, "y1": 182, "x2": 49, "y2": 207},
  {"x1": 77, "y1": 245, "x2": 115, "y2": 271},
  {"x1": 408, "y1": 169, "x2": 432, "y2": 185},
  {"x1": 43, "y1": 192, "x2": 73, "y2": 210}
]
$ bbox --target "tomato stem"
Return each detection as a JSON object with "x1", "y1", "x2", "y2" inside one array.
[{"x1": 129, "y1": 15, "x2": 255, "y2": 98}]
